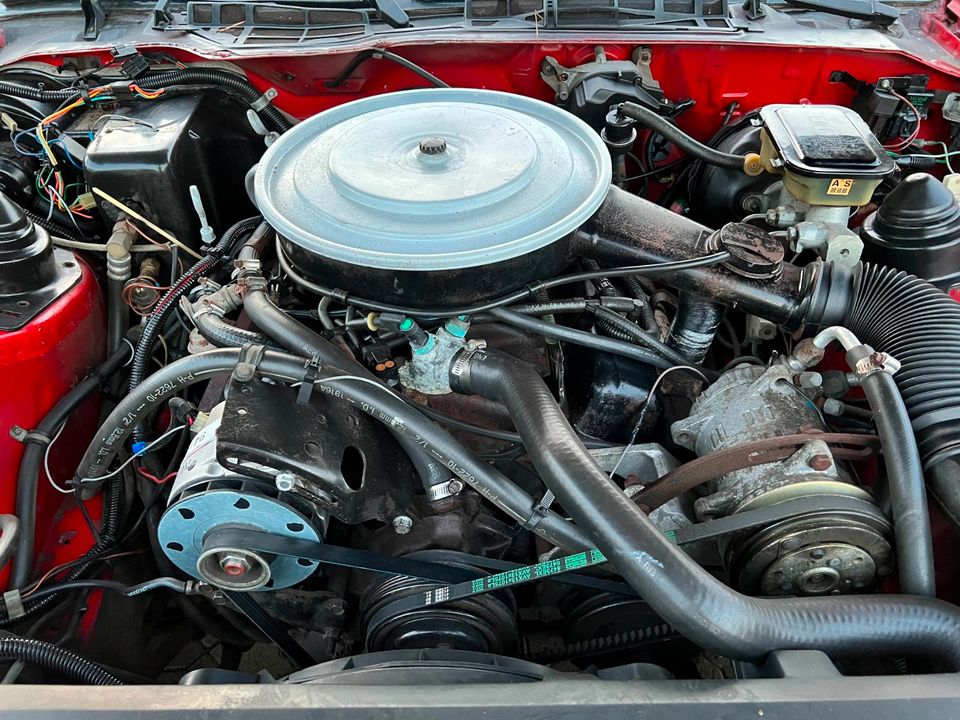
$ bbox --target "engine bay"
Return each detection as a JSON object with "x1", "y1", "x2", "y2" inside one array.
[{"x1": 2, "y1": 18, "x2": 960, "y2": 699}]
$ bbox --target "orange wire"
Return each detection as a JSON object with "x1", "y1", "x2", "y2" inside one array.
[
  {"x1": 22, "y1": 549, "x2": 146, "y2": 599},
  {"x1": 128, "y1": 84, "x2": 164, "y2": 100}
]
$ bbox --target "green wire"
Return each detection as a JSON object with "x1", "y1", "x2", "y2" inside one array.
[{"x1": 935, "y1": 141, "x2": 958, "y2": 175}]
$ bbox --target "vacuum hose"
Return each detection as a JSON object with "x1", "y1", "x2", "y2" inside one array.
[
  {"x1": 616, "y1": 103, "x2": 758, "y2": 173},
  {"x1": 449, "y1": 348, "x2": 960, "y2": 667}
]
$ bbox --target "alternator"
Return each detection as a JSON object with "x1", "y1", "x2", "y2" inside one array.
[{"x1": 157, "y1": 403, "x2": 326, "y2": 591}]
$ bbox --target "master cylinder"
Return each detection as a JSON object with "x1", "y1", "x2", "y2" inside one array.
[{"x1": 758, "y1": 104, "x2": 896, "y2": 265}]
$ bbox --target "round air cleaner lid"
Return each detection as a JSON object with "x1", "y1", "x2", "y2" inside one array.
[{"x1": 254, "y1": 89, "x2": 611, "y2": 271}]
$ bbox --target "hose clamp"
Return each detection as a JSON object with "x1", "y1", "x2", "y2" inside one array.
[
  {"x1": 426, "y1": 478, "x2": 464, "y2": 502},
  {"x1": 2, "y1": 589, "x2": 24, "y2": 620},
  {"x1": 854, "y1": 351, "x2": 901, "y2": 379},
  {"x1": 236, "y1": 272, "x2": 268, "y2": 293},
  {"x1": 8, "y1": 426, "x2": 52, "y2": 446},
  {"x1": 449, "y1": 340, "x2": 487, "y2": 392},
  {"x1": 233, "y1": 343, "x2": 268, "y2": 383}
]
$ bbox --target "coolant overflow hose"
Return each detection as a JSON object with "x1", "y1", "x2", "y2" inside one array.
[{"x1": 449, "y1": 347, "x2": 960, "y2": 667}]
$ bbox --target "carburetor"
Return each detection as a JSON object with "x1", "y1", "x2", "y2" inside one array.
[{"x1": 671, "y1": 360, "x2": 894, "y2": 597}]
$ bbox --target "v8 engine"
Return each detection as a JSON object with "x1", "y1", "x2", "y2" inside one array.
[{"x1": 2, "y1": 40, "x2": 960, "y2": 694}]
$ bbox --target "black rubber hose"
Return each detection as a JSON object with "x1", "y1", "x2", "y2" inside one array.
[
  {"x1": 617, "y1": 103, "x2": 749, "y2": 171},
  {"x1": 587, "y1": 304, "x2": 705, "y2": 371},
  {"x1": 128, "y1": 216, "x2": 261, "y2": 403},
  {"x1": 11, "y1": 343, "x2": 132, "y2": 590},
  {"x1": 242, "y1": 285, "x2": 451, "y2": 490},
  {"x1": 620, "y1": 275, "x2": 658, "y2": 332},
  {"x1": 507, "y1": 298, "x2": 637, "y2": 315},
  {"x1": 106, "y1": 277, "x2": 128, "y2": 354},
  {"x1": 74, "y1": 350, "x2": 591, "y2": 552},
  {"x1": 665, "y1": 294, "x2": 723, "y2": 365},
  {"x1": 0, "y1": 637, "x2": 121, "y2": 685},
  {"x1": 325, "y1": 49, "x2": 449, "y2": 89},
  {"x1": 450, "y1": 348, "x2": 960, "y2": 667},
  {"x1": 193, "y1": 312, "x2": 272, "y2": 348},
  {"x1": 139, "y1": 69, "x2": 292, "y2": 132},
  {"x1": 235, "y1": 223, "x2": 273, "y2": 263},
  {"x1": 858, "y1": 365, "x2": 936, "y2": 597},
  {"x1": 487, "y1": 306, "x2": 675, "y2": 371},
  {"x1": 842, "y1": 265, "x2": 960, "y2": 470}
]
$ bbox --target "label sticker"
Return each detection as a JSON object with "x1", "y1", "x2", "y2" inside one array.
[{"x1": 827, "y1": 178, "x2": 854, "y2": 196}]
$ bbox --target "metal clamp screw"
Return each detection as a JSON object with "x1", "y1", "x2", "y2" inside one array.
[
  {"x1": 426, "y1": 479, "x2": 464, "y2": 502},
  {"x1": 854, "y1": 351, "x2": 901, "y2": 378}
]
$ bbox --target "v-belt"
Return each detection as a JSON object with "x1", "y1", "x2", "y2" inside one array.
[{"x1": 212, "y1": 493, "x2": 874, "y2": 665}]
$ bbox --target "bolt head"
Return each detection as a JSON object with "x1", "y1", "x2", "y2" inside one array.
[
  {"x1": 275, "y1": 472, "x2": 296, "y2": 492},
  {"x1": 807, "y1": 454, "x2": 833, "y2": 471},
  {"x1": 392, "y1": 515, "x2": 414, "y2": 535},
  {"x1": 219, "y1": 553, "x2": 251, "y2": 577}
]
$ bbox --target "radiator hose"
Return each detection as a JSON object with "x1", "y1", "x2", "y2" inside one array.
[
  {"x1": 449, "y1": 348, "x2": 960, "y2": 667},
  {"x1": 241, "y1": 280, "x2": 452, "y2": 492}
]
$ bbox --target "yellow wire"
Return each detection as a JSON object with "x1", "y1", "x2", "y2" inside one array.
[
  {"x1": 91, "y1": 187, "x2": 203, "y2": 260},
  {"x1": 35, "y1": 122, "x2": 58, "y2": 167}
]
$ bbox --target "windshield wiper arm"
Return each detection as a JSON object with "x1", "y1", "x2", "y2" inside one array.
[{"x1": 369, "y1": 0, "x2": 410, "y2": 27}]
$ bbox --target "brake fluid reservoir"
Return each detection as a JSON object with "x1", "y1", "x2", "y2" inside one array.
[
  {"x1": 0, "y1": 193, "x2": 104, "y2": 588},
  {"x1": 758, "y1": 104, "x2": 896, "y2": 206}
]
